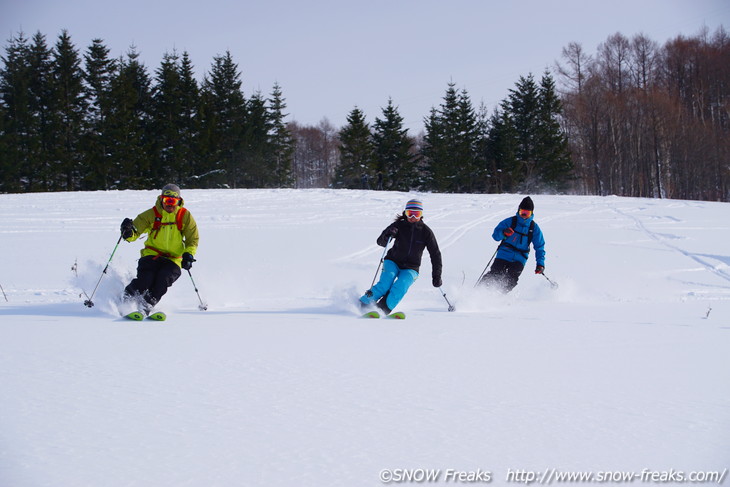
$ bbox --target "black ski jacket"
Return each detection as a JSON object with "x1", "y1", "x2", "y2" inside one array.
[{"x1": 377, "y1": 215, "x2": 442, "y2": 281}]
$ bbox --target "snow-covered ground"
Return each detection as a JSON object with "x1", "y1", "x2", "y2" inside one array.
[{"x1": 1, "y1": 189, "x2": 728, "y2": 486}]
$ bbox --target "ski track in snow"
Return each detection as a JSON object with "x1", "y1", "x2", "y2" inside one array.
[
  {"x1": 1, "y1": 190, "x2": 729, "y2": 487},
  {"x1": 611, "y1": 203, "x2": 730, "y2": 285}
]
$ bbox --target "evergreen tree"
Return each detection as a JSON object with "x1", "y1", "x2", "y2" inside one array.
[
  {"x1": 150, "y1": 50, "x2": 197, "y2": 186},
  {"x1": 27, "y1": 32, "x2": 55, "y2": 190},
  {"x1": 535, "y1": 71, "x2": 572, "y2": 188},
  {"x1": 422, "y1": 107, "x2": 444, "y2": 190},
  {"x1": 0, "y1": 32, "x2": 32, "y2": 192},
  {"x1": 241, "y1": 90, "x2": 269, "y2": 187},
  {"x1": 0, "y1": 101, "x2": 7, "y2": 188},
  {"x1": 267, "y1": 82, "x2": 294, "y2": 187},
  {"x1": 82, "y1": 38, "x2": 116, "y2": 189},
  {"x1": 508, "y1": 74, "x2": 541, "y2": 188},
  {"x1": 50, "y1": 30, "x2": 86, "y2": 190},
  {"x1": 474, "y1": 101, "x2": 491, "y2": 192},
  {"x1": 195, "y1": 87, "x2": 219, "y2": 185},
  {"x1": 105, "y1": 47, "x2": 153, "y2": 188},
  {"x1": 422, "y1": 83, "x2": 484, "y2": 192},
  {"x1": 199, "y1": 51, "x2": 246, "y2": 187},
  {"x1": 422, "y1": 85, "x2": 457, "y2": 191},
  {"x1": 493, "y1": 72, "x2": 573, "y2": 192},
  {"x1": 371, "y1": 98, "x2": 416, "y2": 190},
  {"x1": 455, "y1": 88, "x2": 487, "y2": 192},
  {"x1": 485, "y1": 103, "x2": 519, "y2": 192},
  {"x1": 177, "y1": 52, "x2": 201, "y2": 186},
  {"x1": 334, "y1": 107, "x2": 374, "y2": 189}
]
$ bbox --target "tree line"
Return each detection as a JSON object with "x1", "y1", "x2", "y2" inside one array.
[
  {"x1": 0, "y1": 30, "x2": 293, "y2": 192},
  {"x1": 557, "y1": 27, "x2": 729, "y2": 201},
  {"x1": 333, "y1": 74, "x2": 571, "y2": 194},
  {"x1": 1, "y1": 27, "x2": 727, "y2": 201}
]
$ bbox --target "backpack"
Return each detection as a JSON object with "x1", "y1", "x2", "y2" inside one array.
[
  {"x1": 498, "y1": 216, "x2": 535, "y2": 259},
  {"x1": 511, "y1": 215, "x2": 534, "y2": 246},
  {"x1": 152, "y1": 206, "x2": 187, "y2": 237},
  {"x1": 144, "y1": 206, "x2": 189, "y2": 260}
]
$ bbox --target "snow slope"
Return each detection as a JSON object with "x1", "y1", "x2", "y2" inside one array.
[{"x1": 1, "y1": 189, "x2": 728, "y2": 486}]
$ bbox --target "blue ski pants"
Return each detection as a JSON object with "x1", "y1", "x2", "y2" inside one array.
[{"x1": 360, "y1": 259, "x2": 418, "y2": 311}]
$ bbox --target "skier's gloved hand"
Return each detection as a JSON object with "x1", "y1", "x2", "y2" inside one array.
[
  {"x1": 535, "y1": 265, "x2": 545, "y2": 275},
  {"x1": 432, "y1": 276, "x2": 442, "y2": 287},
  {"x1": 120, "y1": 218, "x2": 134, "y2": 239},
  {"x1": 503, "y1": 227, "x2": 514, "y2": 237},
  {"x1": 181, "y1": 252, "x2": 196, "y2": 270},
  {"x1": 387, "y1": 226, "x2": 398, "y2": 237}
]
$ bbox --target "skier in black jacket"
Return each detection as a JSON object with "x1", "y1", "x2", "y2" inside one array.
[{"x1": 359, "y1": 199, "x2": 443, "y2": 314}]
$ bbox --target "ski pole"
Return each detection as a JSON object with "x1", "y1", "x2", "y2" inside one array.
[
  {"x1": 83, "y1": 235, "x2": 123, "y2": 308},
  {"x1": 368, "y1": 236, "x2": 393, "y2": 293},
  {"x1": 0, "y1": 283, "x2": 7, "y2": 302},
  {"x1": 541, "y1": 272, "x2": 559, "y2": 289},
  {"x1": 474, "y1": 243, "x2": 501, "y2": 288},
  {"x1": 439, "y1": 287, "x2": 456, "y2": 312},
  {"x1": 187, "y1": 268, "x2": 208, "y2": 310}
]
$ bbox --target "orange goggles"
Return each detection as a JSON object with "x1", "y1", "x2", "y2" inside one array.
[
  {"x1": 162, "y1": 196, "x2": 181, "y2": 206},
  {"x1": 405, "y1": 209, "x2": 423, "y2": 219},
  {"x1": 519, "y1": 209, "x2": 532, "y2": 218}
]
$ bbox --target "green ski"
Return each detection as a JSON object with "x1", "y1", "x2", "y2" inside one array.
[
  {"x1": 147, "y1": 311, "x2": 167, "y2": 321},
  {"x1": 385, "y1": 311, "x2": 406, "y2": 320},
  {"x1": 124, "y1": 311, "x2": 145, "y2": 321},
  {"x1": 361, "y1": 311, "x2": 380, "y2": 319}
]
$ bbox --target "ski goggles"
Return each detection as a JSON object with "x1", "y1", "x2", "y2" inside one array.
[
  {"x1": 519, "y1": 209, "x2": 532, "y2": 218},
  {"x1": 405, "y1": 209, "x2": 423, "y2": 219},
  {"x1": 162, "y1": 196, "x2": 181, "y2": 206}
]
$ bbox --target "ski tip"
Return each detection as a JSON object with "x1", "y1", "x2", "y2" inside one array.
[
  {"x1": 386, "y1": 311, "x2": 406, "y2": 320},
  {"x1": 124, "y1": 311, "x2": 145, "y2": 321},
  {"x1": 147, "y1": 312, "x2": 167, "y2": 321},
  {"x1": 361, "y1": 311, "x2": 380, "y2": 319}
]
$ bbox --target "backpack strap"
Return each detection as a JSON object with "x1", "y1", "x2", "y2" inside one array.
[
  {"x1": 146, "y1": 207, "x2": 187, "y2": 260},
  {"x1": 144, "y1": 245, "x2": 180, "y2": 260},
  {"x1": 527, "y1": 220, "x2": 535, "y2": 245},
  {"x1": 151, "y1": 206, "x2": 186, "y2": 238},
  {"x1": 500, "y1": 216, "x2": 535, "y2": 259},
  {"x1": 152, "y1": 207, "x2": 163, "y2": 237},
  {"x1": 510, "y1": 215, "x2": 534, "y2": 245},
  {"x1": 175, "y1": 207, "x2": 187, "y2": 232}
]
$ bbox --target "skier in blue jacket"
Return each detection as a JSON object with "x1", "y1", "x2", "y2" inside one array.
[{"x1": 479, "y1": 196, "x2": 546, "y2": 292}]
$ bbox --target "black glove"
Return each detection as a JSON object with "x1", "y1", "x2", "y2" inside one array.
[
  {"x1": 182, "y1": 252, "x2": 196, "y2": 270},
  {"x1": 432, "y1": 276, "x2": 442, "y2": 288},
  {"x1": 386, "y1": 226, "x2": 398, "y2": 238},
  {"x1": 120, "y1": 218, "x2": 134, "y2": 239},
  {"x1": 535, "y1": 265, "x2": 545, "y2": 275}
]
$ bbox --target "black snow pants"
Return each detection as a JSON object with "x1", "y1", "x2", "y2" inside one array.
[
  {"x1": 479, "y1": 258, "x2": 524, "y2": 293},
  {"x1": 124, "y1": 255, "x2": 181, "y2": 308}
]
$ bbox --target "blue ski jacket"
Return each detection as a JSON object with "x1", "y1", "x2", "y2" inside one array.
[{"x1": 492, "y1": 212, "x2": 546, "y2": 267}]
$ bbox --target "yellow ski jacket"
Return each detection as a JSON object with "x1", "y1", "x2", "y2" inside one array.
[{"x1": 125, "y1": 196, "x2": 199, "y2": 267}]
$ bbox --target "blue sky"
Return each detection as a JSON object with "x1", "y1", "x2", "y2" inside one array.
[{"x1": 2, "y1": 0, "x2": 728, "y2": 133}]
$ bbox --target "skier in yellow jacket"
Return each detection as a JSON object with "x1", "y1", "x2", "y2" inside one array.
[{"x1": 120, "y1": 183, "x2": 199, "y2": 312}]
